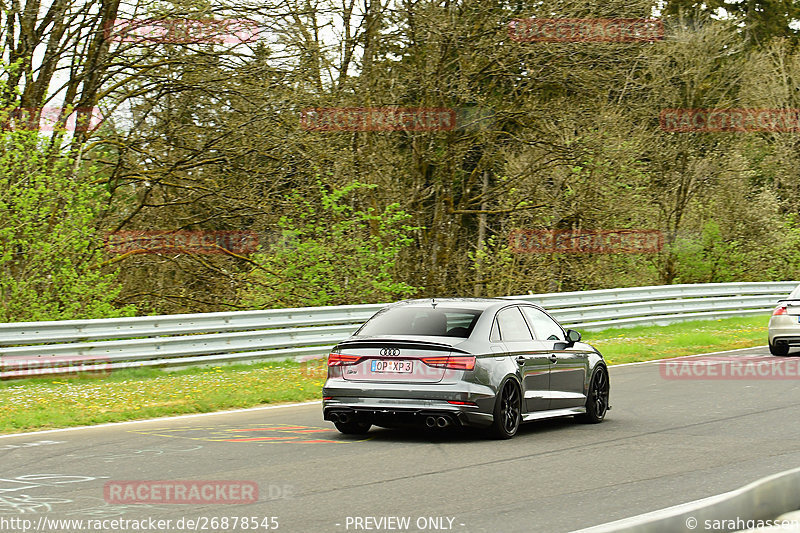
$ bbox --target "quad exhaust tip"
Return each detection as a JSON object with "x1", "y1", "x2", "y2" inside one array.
[
  {"x1": 329, "y1": 412, "x2": 350, "y2": 424},
  {"x1": 425, "y1": 416, "x2": 451, "y2": 428},
  {"x1": 332, "y1": 412, "x2": 451, "y2": 428}
]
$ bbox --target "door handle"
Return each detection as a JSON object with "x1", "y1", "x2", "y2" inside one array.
[
  {"x1": 549, "y1": 354, "x2": 558, "y2": 363},
  {"x1": 516, "y1": 356, "x2": 526, "y2": 365}
]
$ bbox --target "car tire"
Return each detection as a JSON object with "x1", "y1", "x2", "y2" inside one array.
[
  {"x1": 769, "y1": 342, "x2": 790, "y2": 356},
  {"x1": 577, "y1": 365, "x2": 609, "y2": 424},
  {"x1": 489, "y1": 378, "x2": 521, "y2": 439},
  {"x1": 334, "y1": 420, "x2": 371, "y2": 435}
]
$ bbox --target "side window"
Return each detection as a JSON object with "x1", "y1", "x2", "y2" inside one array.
[
  {"x1": 495, "y1": 307, "x2": 534, "y2": 342},
  {"x1": 521, "y1": 306, "x2": 565, "y2": 341},
  {"x1": 490, "y1": 318, "x2": 501, "y2": 342}
]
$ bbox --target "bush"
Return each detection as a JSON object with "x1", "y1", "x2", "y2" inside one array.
[
  {"x1": 238, "y1": 181, "x2": 419, "y2": 308},
  {"x1": 0, "y1": 131, "x2": 135, "y2": 321}
]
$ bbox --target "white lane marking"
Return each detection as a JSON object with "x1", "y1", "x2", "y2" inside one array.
[
  {"x1": 609, "y1": 345, "x2": 765, "y2": 369},
  {"x1": 0, "y1": 474, "x2": 108, "y2": 514},
  {"x1": 0, "y1": 440, "x2": 65, "y2": 450}
]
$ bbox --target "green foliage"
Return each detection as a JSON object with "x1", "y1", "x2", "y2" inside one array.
[
  {"x1": 469, "y1": 235, "x2": 516, "y2": 297},
  {"x1": 8, "y1": 2, "x2": 800, "y2": 314},
  {"x1": 670, "y1": 221, "x2": 745, "y2": 283},
  {"x1": 0, "y1": 131, "x2": 135, "y2": 322},
  {"x1": 764, "y1": 214, "x2": 800, "y2": 280},
  {"x1": 238, "y1": 181, "x2": 420, "y2": 308},
  {"x1": 670, "y1": 214, "x2": 800, "y2": 284}
]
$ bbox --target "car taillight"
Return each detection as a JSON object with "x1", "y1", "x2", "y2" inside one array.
[
  {"x1": 773, "y1": 305, "x2": 788, "y2": 316},
  {"x1": 447, "y1": 400, "x2": 478, "y2": 407},
  {"x1": 421, "y1": 356, "x2": 476, "y2": 370},
  {"x1": 328, "y1": 353, "x2": 360, "y2": 366}
]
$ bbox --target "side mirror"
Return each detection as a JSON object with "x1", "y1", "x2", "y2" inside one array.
[{"x1": 566, "y1": 329, "x2": 581, "y2": 345}]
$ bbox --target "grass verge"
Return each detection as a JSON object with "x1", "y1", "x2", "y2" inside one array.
[
  {"x1": 585, "y1": 314, "x2": 769, "y2": 365},
  {"x1": 0, "y1": 314, "x2": 770, "y2": 435},
  {"x1": 0, "y1": 361, "x2": 327, "y2": 435}
]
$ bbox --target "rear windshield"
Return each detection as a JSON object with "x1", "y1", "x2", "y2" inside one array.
[{"x1": 356, "y1": 307, "x2": 482, "y2": 338}]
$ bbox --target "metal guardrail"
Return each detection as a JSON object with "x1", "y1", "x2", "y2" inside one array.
[{"x1": 1, "y1": 282, "x2": 796, "y2": 378}]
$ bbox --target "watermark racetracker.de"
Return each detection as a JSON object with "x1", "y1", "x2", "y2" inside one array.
[
  {"x1": 300, "y1": 107, "x2": 457, "y2": 132},
  {"x1": 300, "y1": 357, "x2": 328, "y2": 379},
  {"x1": 104, "y1": 480, "x2": 259, "y2": 504},
  {"x1": 660, "y1": 108, "x2": 800, "y2": 132},
  {"x1": 661, "y1": 356, "x2": 800, "y2": 380},
  {"x1": 105, "y1": 18, "x2": 260, "y2": 44},
  {"x1": 303, "y1": 355, "x2": 477, "y2": 380},
  {"x1": 0, "y1": 516, "x2": 280, "y2": 532},
  {"x1": 1, "y1": 107, "x2": 104, "y2": 132},
  {"x1": 508, "y1": 229, "x2": 664, "y2": 254},
  {"x1": 300, "y1": 106, "x2": 495, "y2": 132},
  {"x1": 104, "y1": 230, "x2": 259, "y2": 255},
  {"x1": 1, "y1": 356, "x2": 111, "y2": 380},
  {"x1": 508, "y1": 18, "x2": 664, "y2": 42}
]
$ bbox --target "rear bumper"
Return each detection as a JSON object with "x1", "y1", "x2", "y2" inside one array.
[
  {"x1": 322, "y1": 379, "x2": 496, "y2": 428},
  {"x1": 770, "y1": 336, "x2": 800, "y2": 347},
  {"x1": 768, "y1": 315, "x2": 800, "y2": 345},
  {"x1": 323, "y1": 404, "x2": 492, "y2": 428}
]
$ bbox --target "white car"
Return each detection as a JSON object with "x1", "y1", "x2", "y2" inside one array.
[{"x1": 768, "y1": 283, "x2": 800, "y2": 356}]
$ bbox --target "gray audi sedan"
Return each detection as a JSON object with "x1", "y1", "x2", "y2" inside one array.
[
  {"x1": 768, "y1": 283, "x2": 800, "y2": 356},
  {"x1": 322, "y1": 298, "x2": 610, "y2": 439}
]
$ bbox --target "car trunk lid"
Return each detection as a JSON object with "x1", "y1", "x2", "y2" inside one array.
[
  {"x1": 784, "y1": 299, "x2": 800, "y2": 316},
  {"x1": 335, "y1": 337, "x2": 469, "y2": 383}
]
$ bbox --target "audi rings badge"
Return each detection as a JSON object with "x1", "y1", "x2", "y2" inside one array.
[{"x1": 380, "y1": 347, "x2": 401, "y2": 356}]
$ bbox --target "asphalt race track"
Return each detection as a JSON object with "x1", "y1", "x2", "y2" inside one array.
[{"x1": 2, "y1": 346, "x2": 800, "y2": 533}]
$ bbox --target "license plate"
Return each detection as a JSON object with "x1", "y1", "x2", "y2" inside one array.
[{"x1": 371, "y1": 359, "x2": 413, "y2": 373}]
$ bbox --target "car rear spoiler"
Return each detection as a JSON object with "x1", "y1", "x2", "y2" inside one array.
[{"x1": 335, "y1": 338, "x2": 470, "y2": 354}]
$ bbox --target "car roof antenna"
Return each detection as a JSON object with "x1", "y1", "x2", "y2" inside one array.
[{"x1": 431, "y1": 298, "x2": 437, "y2": 309}]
